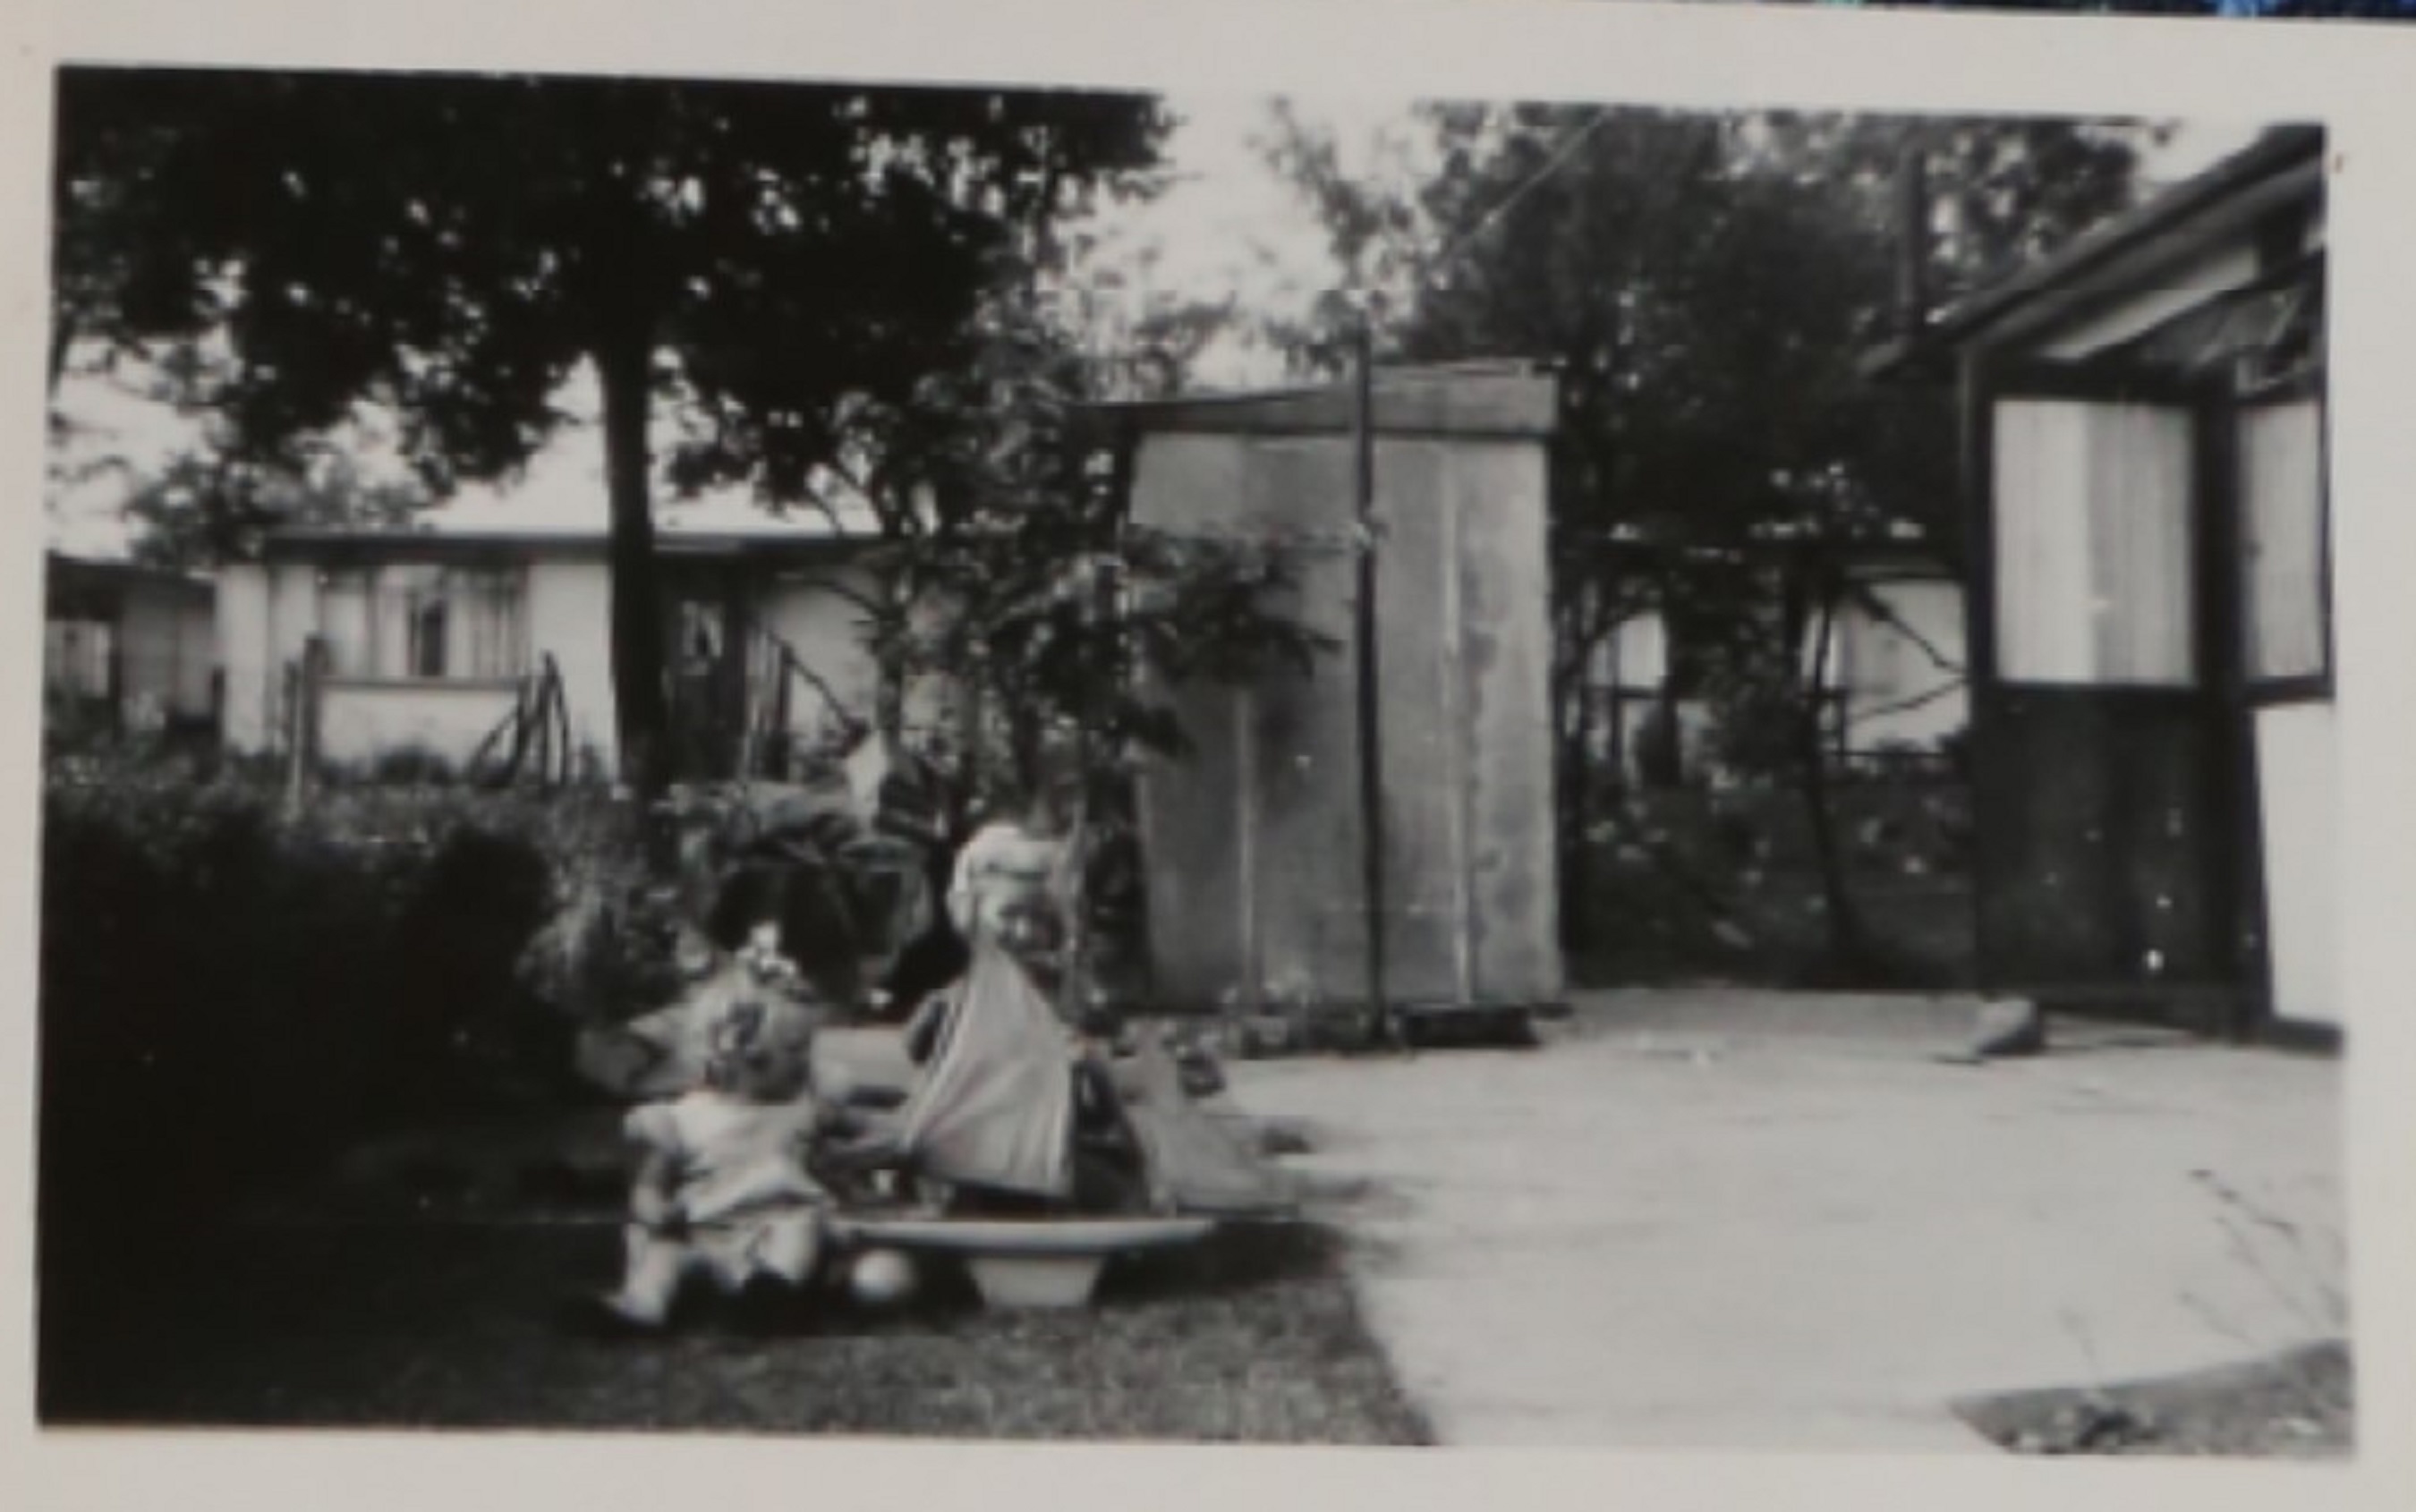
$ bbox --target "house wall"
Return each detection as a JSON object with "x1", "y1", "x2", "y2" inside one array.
[
  {"x1": 318, "y1": 681, "x2": 523, "y2": 767},
  {"x1": 2255, "y1": 701, "x2": 2338, "y2": 1030},
  {"x1": 218, "y1": 564, "x2": 270, "y2": 748},
  {"x1": 1587, "y1": 574, "x2": 1969, "y2": 784},
  {"x1": 523, "y1": 555, "x2": 617, "y2": 772},
  {"x1": 1837, "y1": 577, "x2": 1968, "y2": 754},
  {"x1": 757, "y1": 565, "x2": 887, "y2": 746},
  {"x1": 45, "y1": 619, "x2": 114, "y2": 701},
  {"x1": 116, "y1": 582, "x2": 217, "y2": 726},
  {"x1": 1989, "y1": 195, "x2": 2334, "y2": 1030},
  {"x1": 263, "y1": 559, "x2": 319, "y2": 746},
  {"x1": 224, "y1": 546, "x2": 899, "y2": 779}
]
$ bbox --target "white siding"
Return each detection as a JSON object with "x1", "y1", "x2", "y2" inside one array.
[
  {"x1": 218, "y1": 564, "x2": 270, "y2": 750},
  {"x1": 2255, "y1": 701, "x2": 2338, "y2": 1029},
  {"x1": 318, "y1": 682, "x2": 522, "y2": 767},
  {"x1": 523, "y1": 556, "x2": 617, "y2": 775},
  {"x1": 2239, "y1": 397, "x2": 2327, "y2": 682},
  {"x1": 1839, "y1": 578, "x2": 1969, "y2": 753},
  {"x1": 760, "y1": 566, "x2": 884, "y2": 744}
]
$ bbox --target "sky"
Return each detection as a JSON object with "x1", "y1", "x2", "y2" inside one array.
[{"x1": 42, "y1": 96, "x2": 2264, "y2": 561}]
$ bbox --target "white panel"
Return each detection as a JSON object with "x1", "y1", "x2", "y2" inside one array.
[
  {"x1": 2255, "y1": 702, "x2": 2339, "y2": 1029},
  {"x1": 319, "y1": 571, "x2": 373, "y2": 676},
  {"x1": 761, "y1": 566, "x2": 885, "y2": 745},
  {"x1": 2239, "y1": 398, "x2": 2327, "y2": 682},
  {"x1": 524, "y1": 556, "x2": 617, "y2": 774},
  {"x1": 2090, "y1": 403, "x2": 2196, "y2": 681},
  {"x1": 1994, "y1": 399, "x2": 2194, "y2": 685},
  {"x1": 318, "y1": 684, "x2": 523, "y2": 768},
  {"x1": 1611, "y1": 612, "x2": 1668, "y2": 688},
  {"x1": 1840, "y1": 579, "x2": 1969, "y2": 752},
  {"x1": 217, "y1": 564, "x2": 270, "y2": 750},
  {"x1": 1995, "y1": 399, "x2": 2094, "y2": 681}
]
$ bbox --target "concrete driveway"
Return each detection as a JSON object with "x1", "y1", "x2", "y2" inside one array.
[{"x1": 1229, "y1": 992, "x2": 2347, "y2": 1451}]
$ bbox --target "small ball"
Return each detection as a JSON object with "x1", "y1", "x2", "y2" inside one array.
[{"x1": 849, "y1": 1247, "x2": 918, "y2": 1307}]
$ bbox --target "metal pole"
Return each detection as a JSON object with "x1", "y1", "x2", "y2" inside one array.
[{"x1": 1353, "y1": 313, "x2": 1394, "y2": 1049}]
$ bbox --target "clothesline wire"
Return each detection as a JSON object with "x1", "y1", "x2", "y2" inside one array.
[{"x1": 1411, "y1": 106, "x2": 1620, "y2": 302}]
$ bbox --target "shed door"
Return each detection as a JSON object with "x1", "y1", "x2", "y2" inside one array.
[{"x1": 1971, "y1": 378, "x2": 2245, "y2": 1015}]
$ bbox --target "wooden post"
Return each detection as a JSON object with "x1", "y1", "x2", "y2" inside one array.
[
  {"x1": 282, "y1": 660, "x2": 303, "y2": 805},
  {"x1": 1895, "y1": 143, "x2": 1930, "y2": 342},
  {"x1": 1353, "y1": 313, "x2": 1394, "y2": 1049},
  {"x1": 285, "y1": 636, "x2": 328, "y2": 807}
]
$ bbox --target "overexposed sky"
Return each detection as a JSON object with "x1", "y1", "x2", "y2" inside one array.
[{"x1": 44, "y1": 96, "x2": 2265, "y2": 560}]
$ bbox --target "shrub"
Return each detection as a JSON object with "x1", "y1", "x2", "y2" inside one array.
[
  {"x1": 364, "y1": 743, "x2": 458, "y2": 787},
  {"x1": 37, "y1": 752, "x2": 627, "y2": 1225}
]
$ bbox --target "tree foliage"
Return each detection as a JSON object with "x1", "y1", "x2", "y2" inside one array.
[
  {"x1": 865, "y1": 268, "x2": 1335, "y2": 808},
  {"x1": 52, "y1": 67, "x2": 1170, "y2": 794},
  {"x1": 1263, "y1": 99, "x2": 2145, "y2": 971}
]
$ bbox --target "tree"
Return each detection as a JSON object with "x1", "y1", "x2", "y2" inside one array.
[
  {"x1": 51, "y1": 67, "x2": 1168, "y2": 797},
  {"x1": 1263, "y1": 101, "x2": 2142, "y2": 977}
]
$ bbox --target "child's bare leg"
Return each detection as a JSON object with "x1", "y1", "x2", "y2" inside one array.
[
  {"x1": 756, "y1": 1209, "x2": 823, "y2": 1286},
  {"x1": 724, "y1": 1210, "x2": 824, "y2": 1335},
  {"x1": 606, "y1": 1223, "x2": 692, "y2": 1326}
]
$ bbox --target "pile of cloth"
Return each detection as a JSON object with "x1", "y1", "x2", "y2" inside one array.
[{"x1": 882, "y1": 930, "x2": 1291, "y2": 1216}]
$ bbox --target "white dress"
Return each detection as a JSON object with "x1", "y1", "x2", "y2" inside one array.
[{"x1": 608, "y1": 1090, "x2": 832, "y2": 1321}]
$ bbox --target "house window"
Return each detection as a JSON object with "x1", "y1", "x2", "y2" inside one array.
[
  {"x1": 1993, "y1": 398, "x2": 2197, "y2": 686},
  {"x1": 2238, "y1": 395, "x2": 2327, "y2": 684},
  {"x1": 319, "y1": 564, "x2": 527, "y2": 680},
  {"x1": 319, "y1": 570, "x2": 375, "y2": 677}
]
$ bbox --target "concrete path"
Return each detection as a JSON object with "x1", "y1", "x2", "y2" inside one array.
[{"x1": 1230, "y1": 994, "x2": 2347, "y2": 1451}]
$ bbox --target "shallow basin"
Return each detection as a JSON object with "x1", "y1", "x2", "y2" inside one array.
[{"x1": 834, "y1": 1215, "x2": 1216, "y2": 1309}]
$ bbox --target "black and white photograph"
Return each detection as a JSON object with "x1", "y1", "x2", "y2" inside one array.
[{"x1": 8, "y1": 0, "x2": 2416, "y2": 1504}]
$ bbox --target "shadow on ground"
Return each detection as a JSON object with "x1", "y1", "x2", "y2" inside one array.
[{"x1": 38, "y1": 1213, "x2": 1428, "y2": 1443}]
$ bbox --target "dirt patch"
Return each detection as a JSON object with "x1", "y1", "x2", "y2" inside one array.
[{"x1": 1954, "y1": 1340, "x2": 2352, "y2": 1458}]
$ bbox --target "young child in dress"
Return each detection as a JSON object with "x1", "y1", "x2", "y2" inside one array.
[{"x1": 576, "y1": 995, "x2": 843, "y2": 1336}]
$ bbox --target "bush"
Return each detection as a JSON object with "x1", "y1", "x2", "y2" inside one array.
[{"x1": 37, "y1": 753, "x2": 636, "y2": 1225}]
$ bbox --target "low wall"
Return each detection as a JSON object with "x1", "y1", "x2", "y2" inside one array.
[{"x1": 317, "y1": 680, "x2": 521, "y2": 770}]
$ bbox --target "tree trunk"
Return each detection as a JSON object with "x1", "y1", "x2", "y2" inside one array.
[
  {"x1": 594, "y1": 330, "x2": 672, "y2": 802},
  {"x1": 1798, "y1": 578, "x2": 1876, "y2": 980},
  {"x1": 871, "y1": 566, "x2": 910, "y2": 765},
  {"x1": 1550, "y1": 592, "x2": 1602, "y2": 957}
]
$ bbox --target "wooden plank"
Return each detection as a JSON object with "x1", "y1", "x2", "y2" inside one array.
[
  {"x1": 1453, "y1": 442, "x2": 1563, "y2": 1004},
  {"x1": 1368, "y1": 438, "x2": 1466, "y2": 1003},
  {"x1": 1240, "y1": 439, "x2": 1369, "y2": 1007},
  {"x1": 1095, "y1": 369, "x2": 1557, "y2": 442},
  {"x1": 1136, "y1": 674, "x2": 1246, "y2": 1008},
  {"x1": 1130, "y1": 433, "x2": 1276, "y2": 1010}
]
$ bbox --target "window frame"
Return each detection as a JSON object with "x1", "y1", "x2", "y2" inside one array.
[{"x1": 314, "y1": 560, "x2": 530, "y2": 686}]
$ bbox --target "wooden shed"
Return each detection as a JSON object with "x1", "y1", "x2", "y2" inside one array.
[
  {"x1": 1097, "y1": 364, "x2": 1563, "y2": 1027},
  {"x1": 1866, "y1": 126, "x2": 2334, "y2": 1042}
]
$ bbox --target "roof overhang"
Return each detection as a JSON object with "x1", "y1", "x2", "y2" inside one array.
[
  {"x1": 1079, "y1": 361, "x2": 1561, "y2": 445},
  {"x1": 1864, "y1": 125, "x2": 2326, "y2": 383},
  {"x1": 46, "y1": 552, "x2": 215, "y2": 612},
  {"x1": 259, "y1": 526, "x2": 864, "y2": 565}
]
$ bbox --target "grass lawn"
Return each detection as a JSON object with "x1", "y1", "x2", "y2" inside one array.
[{"x1": 38, "y1": 1216, "x2": 1430, "y2": 1444}]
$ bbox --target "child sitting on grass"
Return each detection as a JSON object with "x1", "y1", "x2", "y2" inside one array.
[{"x1": 573, "y1": 996, "x2": 847, "y2": 1337}]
